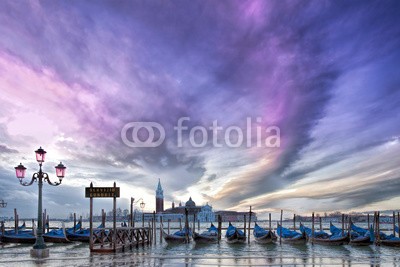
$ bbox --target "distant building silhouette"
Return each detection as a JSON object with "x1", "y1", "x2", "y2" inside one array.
[{"x1": 153, "y1": 181, "x2": 256, "y2": 222}]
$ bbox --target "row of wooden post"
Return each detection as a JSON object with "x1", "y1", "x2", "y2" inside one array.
[{"x1": 6, "y1": 206, "x2": 400, "y2": 246}]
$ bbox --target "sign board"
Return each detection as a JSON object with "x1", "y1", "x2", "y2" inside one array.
[{"x1": 85, "y1": 187, "x2": 120, "y2": 198}]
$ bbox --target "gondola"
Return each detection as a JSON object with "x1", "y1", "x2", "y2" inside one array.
[
  {"x1": 225, "y1": 222, "x2": 246, "y2": 244},
  {"x1": 300, "y1": 223, "x2": 349, "y2": 245},
  {"x1": 66, "y1": 228, "x2": 90, "y2": 242},
  {"x1": 193, "y1": 223, "x2": 218, "y2": 244},
  {"x1": 1, "y1": 222, "x2": 36, "y2": 244},
  {"x1": 66, "y1": 222, "x2": 105, "y2": 243},
  {"x1": 253, "y1": 223, "x2": 277, "y2": 244},
  {"x1": 276, "y1": 224, "x2": 305, "y2": 244},
  {"x1": 3, "y1": 222, "x2": 28, "y2": 235},
  {"x1": 66, "y1": 221, "x2": 89, "y2": 242},
  {"x1": 347, "y1": 222, "x2": 372, "y2": 246},
  {"x1": 1, "y1": 232, "x2": 36, "y2": 244},
  {"x1": 43, "y1": 224, "x2": 71, "y2": 243},
  {"x1": 377, "y1": 231, "x2": 400, "y2": 247},
  {"x1": 162, "y1": 228, "x2": 191, "y2": 244}
]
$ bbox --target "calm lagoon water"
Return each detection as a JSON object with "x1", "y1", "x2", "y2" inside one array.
[{"x1": 1, "y1": 221, "x2": 399, "y2": 266}]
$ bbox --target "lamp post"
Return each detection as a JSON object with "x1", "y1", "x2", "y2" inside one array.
[
  {"x1": 0, "y1": 199, "x2": 6, "y2": 224},
  {"x1": 0, "y1": 199, "x2": 6, "y2": 237},
  {"x1": 129, "y1": 198, "x2": 146, "y2": 228},
  {"x1": 14, "y1": 147, "x2": 66, "y2": 258},
  {"x1": 140, "y1": 200, "x2": 145, "y2": 227},
  {"x1": 0, "y1": 199, "x2": 6, "y2": 208}
]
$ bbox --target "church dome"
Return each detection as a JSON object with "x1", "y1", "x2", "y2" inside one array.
[{"x1": 185, "y1": 197, "x2": 196, "y2": 207}]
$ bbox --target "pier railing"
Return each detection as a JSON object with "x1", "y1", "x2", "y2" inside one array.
[{"x1": 90, "y1": 226, "x2": 151, "y2": 253}]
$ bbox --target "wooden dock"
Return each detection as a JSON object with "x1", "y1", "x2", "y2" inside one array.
[
  {"x1": 90, "y1": 226, "x2": 151, "y2": 253},
  {"x1": 86, "y1": 183, "x2": 153, "y2": 253}
]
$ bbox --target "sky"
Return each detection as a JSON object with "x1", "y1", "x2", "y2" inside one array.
[{"x1": 0, "y1": 0, "x2": 400, "y2": 219}]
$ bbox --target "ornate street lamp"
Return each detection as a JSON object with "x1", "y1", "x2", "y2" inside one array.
[
  {"x1": 0, "y1": 199, "x2": 6, "y2": 231},
  {"x1": 140, "y1": 200, "x2": 146, "y2": 227},
  {"x1": 130, "y1": 198, "x2": 145, "y2": 227},
  {"x1": 14, "y1": 147, "x2": 66, "y2": 257},
  {"x1": 0, "y1": 199, "x2": 7, "y2": 208}
]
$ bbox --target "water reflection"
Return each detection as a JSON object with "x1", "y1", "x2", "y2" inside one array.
[{"x1": 1, "y1": 239, "x2": 400, "y2": 266}]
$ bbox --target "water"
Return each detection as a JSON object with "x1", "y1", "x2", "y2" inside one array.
[{"x1": 1, "y1": 221, "x2": 399, "y2": 266}]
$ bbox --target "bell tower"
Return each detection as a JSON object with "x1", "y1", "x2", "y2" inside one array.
[{"x1": 155, "y1": 178, "x2": 164, "y2": 213}]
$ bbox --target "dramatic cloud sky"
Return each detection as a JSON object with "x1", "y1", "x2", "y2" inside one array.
[{"x1": 0, "y1": 0, "x2": 399, "y2": 219}]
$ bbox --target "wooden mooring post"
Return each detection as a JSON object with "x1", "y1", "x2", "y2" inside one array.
[
  {"x1": 148, "y1": 220, "x2": 152, "y2": 244},
  {"x1": 341, "y1": 214, "x2": 344, "y2": 237},
  {"x1": 280, "y1": 210, "x2": 283, "y2": 244},
  {"x1": 184, "y1": 208, "x2": 189, "y2": 243},
  {"x1": 243, "y1": 214, "x2": 246, "y2": 238},
  {"x1": 269, "y1": 213, "x2": 271, "y2": 231},
  {"x1": 311, "y1": 212, "x2": 315, "y2": 245},
  {"x1": 86, "y1": 182, "x2": 152, "y2": 253},
  {"x1": 248, "y1": 206, "x2": 251, "y2": 244},
  {"x1": 46, "y1": 215, "x2": 50, "y2": 233},
  {"x1": 319, "y1": 216, "x2": 322, "y2": 232},
  {"x1": 398, "y1": 212, "x2": 400, "y2": 238},
  {"x1": 153, "y1": 211, "x2": 156, "y2": 245},
  {"x1": 160, "y1": 216, "x2": 163, "y2": 243},
  {"x1": 102, "y1": 209, "x2": 106, "y2": 227},
  {"x1": 393, "y1": 211, "x2": 396, "y2": 237},
  {"x1": 293, "y1": 214, "x2": 296, "y2": 230},
  {"x1": 14, "y1": 208, "x2": 18, "y2": 234},
  {"x1": 43, "y1": 209, "x2": 46, "y2": 233},
  {"x1": 130, "y1": 197, "x2": 134, "y2": 228},
  {"x1": 73, "y1": 213, "x2": 76, "y2": 232},
  {"x1": 168, "y1": 219, "x2": 170, "y2": 234},
  {"x1": 217, "y1": 215, "x2": 222, "y2": 243},
  {"x1": 193, "y1": 214, "x2": 196, "y2": 234}
]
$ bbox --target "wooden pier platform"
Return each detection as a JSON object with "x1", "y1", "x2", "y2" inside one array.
[{"x1": 90, "y1": 227, "x2": 152, "y2": 253}]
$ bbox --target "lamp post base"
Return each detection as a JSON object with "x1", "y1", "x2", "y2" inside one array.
[{"x1": 30, "y1": 248, "x2": 49, "y2": 258}]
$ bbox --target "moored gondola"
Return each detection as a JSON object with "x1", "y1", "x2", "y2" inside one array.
[
  {"x1": 225, "y1": 222, "x2": 246, "y2": 244},
  {"x1": 44, "y1": 223, "x2": 71, "y2": 243},
  {"x1": 348, "y1": 222, "x2": 373, "y2": 246},
  {"x1": 163, "y1": 227, "x2": 191, "y2": 244},
  {"x1": 277, "y1": 224, "x2": 305, "y2": 244},
  {"x1": 300, "y1": 223, "x2": 349, "y2": 245},
  {"x1": 253, "y1": 223, "x2": 277, "y2": 244},
  {"x1": 193, "y1": 223, "x2": 218, "y2": 244}
]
